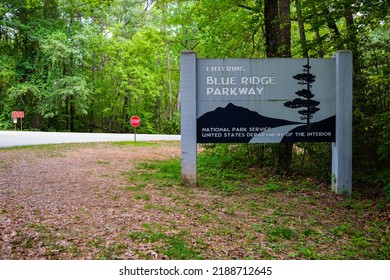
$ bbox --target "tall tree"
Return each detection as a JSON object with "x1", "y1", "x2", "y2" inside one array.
[
  {"x1": 295, "y1": 0, "x2": 308, "y2": 57},
  {"x1": 264, "y1": 0, "x2": 293, "y2": 172}
]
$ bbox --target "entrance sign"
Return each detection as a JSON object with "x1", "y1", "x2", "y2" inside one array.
[
  {"x1": 180, "y1": 51, "x2": 352, "y2": 194},
  {"x1": 197, "y1": 58, "x2": 335, "y2": 143}
]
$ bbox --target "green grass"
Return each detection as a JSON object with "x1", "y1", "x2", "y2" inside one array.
[
  {"x1": 122, "y1": 152, "x2": 389, "y2": 260},
  {"x1": 267, "y1": 225, "x2": 296, "y2": 240},
  {"x1": 129, "y1": 224, "x2": 202, "y2": 259},
  {"x1": 8, "y1": 222, "x2": 81, "y2": 259},
  {"x1": 136, "y1": 160, "x2": 182, "y2": 183},
  {"x1": 111, "y1": 141, "x2": 158, "y2": 147},
  {"x1": 134, "y1": 193, "x2": 151, "y2": 201}
]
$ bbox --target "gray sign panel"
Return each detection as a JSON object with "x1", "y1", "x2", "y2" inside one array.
[{"x1": 196, "y1": 58, "x2": 336, "y2": 143}]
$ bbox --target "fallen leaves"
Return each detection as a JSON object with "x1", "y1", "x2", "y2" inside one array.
[{"x1": 1, "y1": 142, "x2": 388, "y2": 260}]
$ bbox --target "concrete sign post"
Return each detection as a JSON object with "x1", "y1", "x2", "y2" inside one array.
[
  {"x1": 332, "y1": 51, "x2": 353, "y2": 195},
  {"x1": 180, "y1": 51, "x2": 197, "y2": 186},
  {"x1": 180, "y1": 51, "x2": 353, "y2": 194}
]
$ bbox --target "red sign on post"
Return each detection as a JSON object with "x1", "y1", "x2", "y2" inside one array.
[
  {"x1": 130, "y1": 116, "x2": 140, "y2": 143},
  {"x1": 130, "y1": 116, "x2": 141, "y2": 127},
  {"x1": 11, "y1": 111, "x2": 24, "y2": 130},
  {"x1": 12, "y1": 111, "x2": 25, "y2": 118}
]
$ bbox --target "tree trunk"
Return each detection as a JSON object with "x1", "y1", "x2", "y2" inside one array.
[
  {"x1": 278, "y1": 0, "x2": 292, "y2": 172},
  {"x1": 279, "y1": 0, "x2": 291, "y2": 57},
  {"x1": 265, "y1": 0, "x2": 280, "y2": 57},
  {"x1": 295, "y1": 0, "x2": 308, "y2": 57},
  {"x1": 265, "y1": 0, "x2": 292, "y2": 173},
  {"x1": 323, "y1": 7, "x2": 344, "y2": 50},
  {"x1": 344, "y1": 2, "x2": 362, "y2": 87},
  {"x1": 314, "y1": 28, "x2": 324, "y2": 58},
  {"x1": 65, "y1": 96, "x2": 70, "y2": 131},
  {"x1": 70, "y1": 96, "x2": 75, "y2": 132},
  {"x1": 123, "y1": 93, "x2": 130, "y2": 132}
]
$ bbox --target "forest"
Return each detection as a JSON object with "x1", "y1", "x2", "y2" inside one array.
[{"x1": 0, "y1": 0, "x2": 389, "y2": 191}]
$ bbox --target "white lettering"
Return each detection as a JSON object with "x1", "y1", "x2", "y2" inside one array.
[
  {"x1": 252, "y1": 76, "x2": 261, "y2": 84},
  {"x1": 206, "y1": 66, "x2": 245, "y2": 72},
  {"x1": 260, "y1": 76, "x2": 269, "y2": 84},
  {"x1": 224, "y1": 132, "x2": 246, "y2": 137},
  {"x1": 256, "y1": 87, "x2": 264, "y2": 95},
  {"x1": 238, "y1": 87, "x2": 248, "y2": 95},
  {"x1": 202, "y1": 133, "x2": 222, "y2": 137},
  {"x1": 210, "y1": 127, "x2": 230, "y2": 132},
  {"x1": 249, "y1": 127, "x2": 271, "y2": 132},
  {"x1": 248, "y1": 88, "x2": 256, "y2": 95},
  {"x1": 206, "y1": 87, "x2": 264, "y2": 96},
  {"x1": 206, "y1": 76, "x2": 237, "y2": 85},
  {"x1": 241, "y1": 76, "x2": 276, "y2": 85}
]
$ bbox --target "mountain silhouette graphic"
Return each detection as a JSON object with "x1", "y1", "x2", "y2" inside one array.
[{"x1": 197, "y1": 103, "x2": 301, "y2": 143}]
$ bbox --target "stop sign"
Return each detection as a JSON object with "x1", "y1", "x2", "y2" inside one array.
[{"x1": 130, "y1": 116, "x2": 141, "y2": 127}]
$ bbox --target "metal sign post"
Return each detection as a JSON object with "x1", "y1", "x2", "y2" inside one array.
[{"x1": 130, "y1": 116, "x2": 141, "y2": 143}]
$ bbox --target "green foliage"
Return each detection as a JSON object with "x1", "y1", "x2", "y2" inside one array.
[
  {"x1": 161, "y1": 112, "x2": 181, "y2": 134},
  {"x1": 133, "y1": 159, "x2": 182, "y2": 186},
  {"x1": 197, "y1": 144, "x2": 254, "y2": 193},
  {"x1": 384, "y1": 183, "x2": 390, "y2": 201},
  {"x1": 0, "y1": 83, "x2": 41, "y2": 129},
  {"x1": 292, "y1": 143, "x2": 332, "y2": 181},
  {"x1": 376, "y1": 112, "x2": 390, "y2": 184},
  {"x1": 0, "y1": 0, "x2": 178, "y2": 133},
  {"x1": 0, "y1": 56, "x2": 16, "y2": 86},
  {"x1": 267, "y1": 225, "x2": 296, "y2": 240},
  {"x1": 197, "y1": 142, "x2": 331, "y2": 187},
  {"x1": 0, "y1": 0, "x2": 388, "y2": 193}
]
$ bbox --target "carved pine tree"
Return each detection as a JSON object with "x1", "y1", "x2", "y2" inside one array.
[{"x1": 284, "y1": 58, "x2": 320, "y2": 130}]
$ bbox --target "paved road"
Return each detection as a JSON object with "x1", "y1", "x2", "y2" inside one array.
[{"x1": 0, "y1": 131, "x2": 181, "y2": 148}]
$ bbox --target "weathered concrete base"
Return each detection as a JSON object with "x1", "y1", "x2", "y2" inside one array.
[{"x1": 332, "y1": 51, "x2": 353, "y2": 195}]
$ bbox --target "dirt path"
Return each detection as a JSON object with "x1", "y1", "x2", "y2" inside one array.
[{"x1": 0, "y1": 142, "x2": 185, "y2": 259}]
